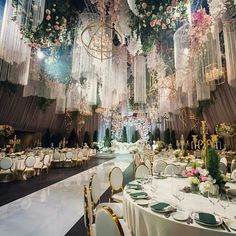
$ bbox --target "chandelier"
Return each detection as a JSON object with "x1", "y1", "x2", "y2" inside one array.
[{"x1": 81, "y1": 21, "x2": 122, "y2": 61}]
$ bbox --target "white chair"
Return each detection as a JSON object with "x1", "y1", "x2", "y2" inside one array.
[
  {"x1": 231, "y1": 169, "x2": 236, "y2": 181},
  {"x1": 34, "y1": 155, "x2": 43, "y2": 175},
  {"x1": 220, "y1": 157, "x2": 228, "y2": 167},
  {"x1": 109, "y1": 167, "x2": 123, "y2": 202},
  {"x1": 41, "y1": 154, "x2": 51, "y2": 173},
  {"x1": 135, "y1": 164, "x2": 150, "y2": 179},
  {"x1": 231, "y1": 159, "x2": 236, "y2": 173},
  {"x1": 219, "y1": 162, "x2": 227, "y2": 175},
  {"x1": 77, "y1": 151, "x2": 84, "y2": 166},
  {"x1": 134, "y1": 153, "x2": 141, "y2": 167},
  {"x1": 52, "y1": 151, "x2": 63, "y2": 167},
  {"x1": 95, "y1": 206, "x2": 132, "y2": 236},
  {"x1": 82, "y1": 149, "x2": 89, "y2": 165},
  {"x1": 84, "y1": 185, "x2": 96, "y2": 236},
  {"x1": 144, "y1": 159, "x2": 152, "y2": 171},
  {"x1": 22, "y1": 156, "x2": 36, "y2": 180},
  {"x1": 90, "y1": 174, "x2": 123, "y2": 218},
  {"x1": 64, "y1": 151, "x2": 73, "y2": 167},
  {"x1": 152, "y1": 160, "x2": 167, "y2": 175},
  {"x1": 163, "y1": 164, "x2": 178, "y2": 176},
  {"x1": 0, "y1": 157, "x2": 14, "y2": 182}
]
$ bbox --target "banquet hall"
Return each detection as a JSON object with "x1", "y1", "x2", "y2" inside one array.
[{"x1": 0, "y1": 0, "x2": 236, "y2": 235}]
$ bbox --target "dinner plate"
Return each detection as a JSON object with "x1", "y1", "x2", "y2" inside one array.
[
  {"x1": 172, "y1": 211, "x2": 189, "y2": 221},
  {"x1": 194, "y1": 212, "x2": 222, "y2": 227},
  {"x1": 150, "y1": 202, "x2": 175, "y2": 213},
  {"x1": 228, "y1": 221, "x2": 236, "y2": 231},
  {"x1": 130, "y1": 192, "x2": 148, "y2": 200},
  {"x1": 136, "y1": 199, "x2": 149, "y2": 207},
  {"x1": 228, "y1": 189, "x2": 236, "y2": 197}
]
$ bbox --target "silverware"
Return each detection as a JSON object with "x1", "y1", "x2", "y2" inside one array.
[
  {"x1": 220, "y1": 224, "x2": 226, "y2": 231},
  {"x1": 187, "y1": 216, "x2": 193, "y2": 224},
  {"x1": 222, "y1": 221, "x2": 231, "y2": 232}
]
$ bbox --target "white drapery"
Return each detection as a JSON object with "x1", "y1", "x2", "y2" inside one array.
[
  {"x1": 223, "y1": 18, "x2": 236, "y2": 88},
  {"x1": 133, "y1": 55, "x2": 146, "y2": 104}
]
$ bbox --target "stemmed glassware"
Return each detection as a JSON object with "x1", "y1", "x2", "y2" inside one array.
[
  {"x1": 207, "y1": 191, "x2": 219, "y2": 214},
  {"x1": 172, "y1": 185, "x2": 185, "y2": 210},
  {"x1": 219, "y1": 193, "x2": 229, "y2": 218}
]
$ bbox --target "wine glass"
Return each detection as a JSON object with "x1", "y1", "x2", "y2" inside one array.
[
  {"x1": 219, "y1": 193, "x2": 229, "y2": 218},
  {"x1": 208, "y1": 191, "x2": 219, "y2": 214}
]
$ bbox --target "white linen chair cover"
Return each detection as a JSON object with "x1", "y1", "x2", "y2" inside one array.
[
  {"x1": 231, "y1": 169, "x2": 236, "y2": 181},
  {"x1": 65, "y1": 152, "x2": 73, "y2": 161},
  {"x1": 95, "y1": 206, "x2": 131, "y2": 236},
  {"x1": 152, "y1": 160, "x2": 167, "y2": 175},
  {"x1": 42, "y1": 154, "x2": 51, "y2": 172},
  {"x1": 0, "y1": 157, "x2": 13, "y2": 171},
  {"x1": 25, "y1": 156, "x2": 36, "y2": 168},
  {"x1": 144, "y1": 159, "x2": 152, "y2": 171},
  {"x1": 134, "y1": 153, "x2": 141, "y2": 167},
  {"x1": 135, "y1": 165, "x2": 150, "y2": 179},
  {"x1": 220, "y1": 157, "x2": 228, "y2": 166},
  {"x1": 231, "y1": 159, "x2": 236, "y2": 173},
  {"x1": 219, "y1": 162, "x2": 227, "y2": 175},
  {"x1": 109, "y1": 167, "x2": 123, "y2": 202},
  {"x1": 163, "y1": 164, "x2": 178, "y2": 176}
]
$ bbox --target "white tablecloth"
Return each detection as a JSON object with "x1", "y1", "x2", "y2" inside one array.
[{"x1": 123, "y1": 178, "x2": 236, "y2": 236}]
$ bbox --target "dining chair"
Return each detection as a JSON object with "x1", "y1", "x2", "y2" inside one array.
[
  {"x1": 219, "y1": 162, "x2": 227, "y2": 175},
  {"x1": 84, "y1": 185, "x2": 96, "y2": 236},
  {"x1": 82, "y1": 149, "x2": 89, "y2": 165},
  {"x1": 220, "y1": 157, "x2": 228, "y2": 167},
  {"x1": 89, "y1": 174, "x2": 123, "y2": 218},
  {"x1": 52, "y1": 150, "x2": 63, "y2": 168},
  {"x1": 64, "y1": 151, "x2": 73, "y2": 167},
  {"x1": 0, "y1": 157, "x2": 14, "y2": 182},
  {"x1": 95, "y1": 206, "x2": 132, "y2": 236},
  {"x1": 231, "y1": 169, "x2": 236, "y2": 180},
  {"x1": 152, "y1": 160, "x2": 167, "y2": 175},
  {"x1": 23, "y1": 155, "x2": 36, "y2": 179},
  {"x1": 109, "y1": 167, "x2": 123, "y2": 203},
  {"x1": 134, "y1": 153, "x2": 141, "y2": 167},
  {"x1": 135, "y1": 164, "x2": 150, "y2": 179},
  {"x1": 42, "y1": 154, "x2": 51, "y2": 173},
  {"x1": 231, "y1": 159, "x2": 236, "y2": 173},
  {"x1": 144, "y1": 159, "x2": 152, "y2": 171},
  {"x1": 163, "y1": 164, "x2": 178, "y2": 176},
  {"x1": 77, "y1": 151, "x2": 84, "y2": 167}
]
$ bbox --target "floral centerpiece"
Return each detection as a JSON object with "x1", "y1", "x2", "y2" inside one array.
[
  {"x1": 216, "y1": 122, "x2": 236, "y2": 137},
  {"x1": 173, "y1": 149, "x2": 181, "y2": 158},
  {"x1": 0, "y1": 125, "x2": 14, "y2": 137},
  {"x1": 154, "y1": 140, "x2": 166, "y2": 153}
]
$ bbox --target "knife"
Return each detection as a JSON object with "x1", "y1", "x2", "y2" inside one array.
[{"x1": 222, "y1": 221, "x2": 231, "y2": 232}]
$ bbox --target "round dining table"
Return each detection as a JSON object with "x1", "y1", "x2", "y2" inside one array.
[{"x1": 123, "y1": 177, "x2": 236, "y2": 236}]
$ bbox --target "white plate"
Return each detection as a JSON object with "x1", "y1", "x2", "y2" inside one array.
[
  {"x1": 194, "y1": 213, "x2": 222, "y2": 227},
  {"x1": 172, "y1": 211, "x2": 189, "y2": 221},
  {"x1": 136, "y1": 199, "x2": 149, "y2": 206},
  {"x1": 228, "y1": 189, "x2": 236, "y2": 196},
  {"x1": 228, "y1": 221, "x2": 236, "y2": 231}
]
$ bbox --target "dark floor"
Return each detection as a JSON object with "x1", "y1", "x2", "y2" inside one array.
[
  {"x1": 0, "y1": 157, "x2": 111, "y2": 207},
  {"x1": 66, "y1": 162, "x2": 134, "y2": 236}
]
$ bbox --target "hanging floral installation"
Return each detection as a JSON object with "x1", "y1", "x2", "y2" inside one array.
[
  {"x1": 129, "y1": 0, "x2": 189, "y2": 52},
  {"x1": 188, "y1": 8, "x2": 212, "y2": 57},
  {"x1": 12, "y1": 0, "x2": 79, "y2": 51}
]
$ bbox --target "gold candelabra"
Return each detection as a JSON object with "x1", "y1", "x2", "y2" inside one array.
[
  {"x1": 9, "y1": 135, "x2": 20, "y2": 149},
  {"x1": 177, "y1": 134, "x2": 189, "y2": 151}
]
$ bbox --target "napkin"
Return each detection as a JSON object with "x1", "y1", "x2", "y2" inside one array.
[
  {"x1": 198, "y1": 213, "x2": 217, "y2": 225},
  {"x1": 151, "y1": 202, "x2": 170, "y2": 211},
  {"x1": 130, "y1": 192, "x2": 147, "y2": 198},
  {"x1": 127, "y1": 183, "x2": 142, "y2": 189}
]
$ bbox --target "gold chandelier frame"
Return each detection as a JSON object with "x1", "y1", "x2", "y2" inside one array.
[{"x1": 81, "y1": 21, "x2": 122, "y2": 61}]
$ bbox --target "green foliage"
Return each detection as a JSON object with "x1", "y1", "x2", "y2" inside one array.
[
  {"x1": 36, "y1": 97, "x2": 54, "y2": 112},
  {"x1": 170, "y1": 130, "x2": 177, "y2": 149},
  {"x1": 182, "y1": 144, "x2": 188, "y2": 157},
  {"x1": 93, "y1": 130, "x2": 98, "y2": 142},
  {"x1": 147, "y1": 131, "x2": 153, "y2": 145},
  {"x1": 132, "y1": 130, "x2": 141, "y2": 143},
  {"x1": 83, "y1": 131, "x2": 91, "y2": 147},
  {"x1": 206, "y1": 147, "x2": 223, "y2": 185},
  {"x1": 121, "y1": 126, "x2": 128, "y2": 143},
  {"x1": 164, "y1": 128, "x2": 171, "y2": 145},
  {"x1": 104, "y1": 128, "x2": 111, "y2": 147},
  {"x1": 153, "y1": 127, "x2": 161, "y2": 141},
  {"x1": 0, "y1": 81, "x2": 17, "y2": 94}
]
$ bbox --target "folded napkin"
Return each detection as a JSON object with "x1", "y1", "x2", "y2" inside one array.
[
  {"x1": 130, "y1": 192, "x2": 147, "y2": 198},
  {"x1": 127, "y1": 183, "x2": 142, "y2": 189},
  {"x1": 198, "y1": 213, "x2": 217, "y2": 225},
  {"x1": 151, "y1": 202, "x2": 170, "y2": 211}
]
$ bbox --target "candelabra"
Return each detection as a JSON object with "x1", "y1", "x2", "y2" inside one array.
[
  {"x1": 9, "y1": 135, "x2": 21, "y2": 150},
  {"x1": 177, "y1": 134, "x2": 189, "y2": 151}
]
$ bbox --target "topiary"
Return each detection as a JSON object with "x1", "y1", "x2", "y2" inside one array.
[
  {"x1": 153, "y1": 127, "x2": 161, "y2": 141},
  {"x1": 170, "y1": 130, "x2": 177, "y2": 149},
  {"x1": 83, "y1": 131, "x2": 91, "y2": 147},
  {"x1": 164, "y1": 128, "x2": 171, "y2": 145},
  {"x1": 121, "y1": 126, "x2": 128, "y2": 143},
  {"x1": 104, "y1": 128, "x2": 111, "y2": 147}
]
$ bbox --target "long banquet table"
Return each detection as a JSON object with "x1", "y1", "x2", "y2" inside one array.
[{"x1": 123, "y1": 177, "x2": 236, "y2": 236}]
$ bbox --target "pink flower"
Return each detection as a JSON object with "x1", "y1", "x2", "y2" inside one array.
[
  {"x1": 187, "y1": 172, "x2": 193, "y2": 177},
  {"x1": 166, "y1": 6, "x2": 172, "y2": 13},
  {"x1": 200, "y1": 176, "x2": 207, "y2": 182},
  {"x1": 54, "y1": 25, "x2": 60, "y2": 31},
  {"x1": 150, "y1": 21, "x2": 156, "y2": 27},
  {"x1": 193, "y1": 169, "x2": 199, "y2": 175},
  {"x1": 46, "y1": 15, "x2": 51, "y2": 21},
  {"x1": 182, "y1": 170, "x2": 187, "y2": 177},
  {"x1": 166, "y1": 18, "x2": 171, "y2": 24}
]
